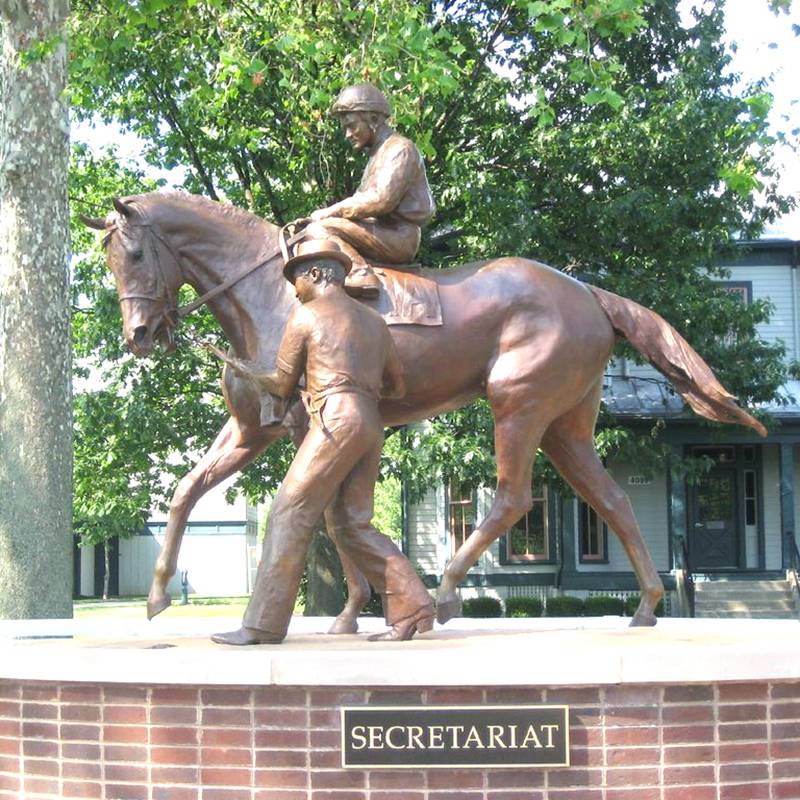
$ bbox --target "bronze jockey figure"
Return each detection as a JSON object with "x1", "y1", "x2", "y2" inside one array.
[{"x1": 305, "y1": 84, "x2": 435, "y2": 297}]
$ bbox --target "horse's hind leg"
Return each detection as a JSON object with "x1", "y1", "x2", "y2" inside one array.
[
  {"x1": 541, "y1": 384, "x2": 664, "y2": 626},
  {"x1": 322, "y1": 502, "x2": 372, "y2": 634},
  {"x1": 147, "y1": 416, "x2": 283, "y2": 619},
  {"x1": 437, "y1": 407, "x2": 546, "y2": 624}
]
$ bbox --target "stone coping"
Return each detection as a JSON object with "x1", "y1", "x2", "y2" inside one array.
[{"x1": 1, "y1": 615, "x2": 799, "y2": 687}]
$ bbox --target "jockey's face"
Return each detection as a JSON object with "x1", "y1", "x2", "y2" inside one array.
[{"x1": 339, "y1": 112, "x2": 375, "y2": 152}]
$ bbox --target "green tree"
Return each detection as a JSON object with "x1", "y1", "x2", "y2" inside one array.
[{"x1": 66, "y1": 1, "x2": 795, "y2": 575}]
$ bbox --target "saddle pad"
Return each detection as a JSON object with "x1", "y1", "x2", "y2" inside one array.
[{"x1": 368, "y1": 268, "x2": 443, "y2": 326}]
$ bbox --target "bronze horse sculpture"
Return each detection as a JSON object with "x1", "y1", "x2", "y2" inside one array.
[{"x1": 84, "y1": 191, "x2": 765, "y2": 630}]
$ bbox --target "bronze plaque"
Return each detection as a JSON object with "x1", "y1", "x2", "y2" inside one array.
[{"x1": 341, "y1": 705, "x2": 569, "y2": 768}]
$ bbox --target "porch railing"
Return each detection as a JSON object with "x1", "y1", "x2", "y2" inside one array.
[
  {"x1": 676, "y1": 535, "x2": 695, "y2": 618},
  {"x1": 788, "y1": 533, "x2": 800, "y2": 601}
]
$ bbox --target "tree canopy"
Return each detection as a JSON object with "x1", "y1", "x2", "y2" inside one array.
[{"x1": 69, "y1": 0, "x2": 796, "y2": 538}]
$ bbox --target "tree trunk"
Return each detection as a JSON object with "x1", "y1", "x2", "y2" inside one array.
[
  {"x1": 103, "y1": 542, "x2": 110, "y2": 601},
  {"x1": 0, "y1": 0, "x2": 72, "y2": 618},
  {"x1": 303, "y1": 530, "x2": 346, "y2": 617}
]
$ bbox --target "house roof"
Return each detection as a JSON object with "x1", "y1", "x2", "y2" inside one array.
[
  {"x1": 717, "y1": 239, "x2": 799, "y2": 268},
  {"x1": 602, "y1": 376, "x2": 800, "y2": 422}
]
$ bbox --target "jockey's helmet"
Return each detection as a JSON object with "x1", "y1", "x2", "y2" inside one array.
[{"x1": 331, "y1": 84, "x2": 391, "y2": 118}]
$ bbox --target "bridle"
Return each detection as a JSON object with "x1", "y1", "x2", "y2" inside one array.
[
  {"x1": 112, "y1": 223, "x2": 181, "y2": 307},
  {"x1": 109, "y1": 214, "x2": 309, "y2": 340}
]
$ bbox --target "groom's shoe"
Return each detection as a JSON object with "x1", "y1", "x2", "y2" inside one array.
[
  {"x1": 211, "y1": 626, "x2": 285, "y2": 646},
  {"x1": 367, "y1": 606, "x2": 435, "y2": 642}
]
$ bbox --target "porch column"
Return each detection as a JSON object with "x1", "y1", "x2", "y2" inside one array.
[
  {"x1": 779, "y1": 442, "x2": 796, "y2": 568},
  {"x1": 559, "y1": 496, "x2": 578, "y2": 587},
  {"x1": 668, "y1": 445, "x2": 688, "y2": 569}
]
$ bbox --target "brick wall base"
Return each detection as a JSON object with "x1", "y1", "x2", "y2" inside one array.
[{"x1": 1, "y1": 679, "x2": 799, "y2": 800}]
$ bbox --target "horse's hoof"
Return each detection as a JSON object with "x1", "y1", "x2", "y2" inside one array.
[
  {"x1": 147, "y1": 593, "x2": 172, "y2": 620},
  {"x1": 328, "y1": 615, "x2": 359, "y2": 635},
  {"x1": 435, "y1": 594, "x2": 462, "y2": 624},
  {"x1": 629, "y1": 612, "x2": 657, "y2": 627},
  {"x1": 629, "y1": 591, "x2": 661, "y2": 627}
]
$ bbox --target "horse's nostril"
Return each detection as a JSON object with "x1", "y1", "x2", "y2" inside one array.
[{"x1": 133, "y1": 325, "x2": 149, "y2": 346}]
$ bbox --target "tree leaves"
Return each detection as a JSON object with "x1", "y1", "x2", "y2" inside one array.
[{"x1": 68, "y1": 0, "x2": 795, "y2": 530}]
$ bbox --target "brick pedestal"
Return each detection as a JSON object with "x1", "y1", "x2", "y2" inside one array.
[
  {"x1": 1, "y1": 679, "x2": 800, "y2": 799},
  {"x1": 2, "y1": 617, "x2": 799, "y2": 799}
]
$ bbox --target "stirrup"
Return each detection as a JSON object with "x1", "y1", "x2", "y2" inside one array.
[
  {"x1": 344, "y1": 284, "x2": 380, "y2": 299},
  {"x1": 345, "y1": 266, "x2": 381, "y2": 298}
]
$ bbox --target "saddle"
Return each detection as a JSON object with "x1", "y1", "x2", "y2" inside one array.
[
  {"x1": 356, "y1": 263, "x2": 443, "y2": 327},
  {"x1": 278, "y1": 222, "x2": 441, "y2": 326}
]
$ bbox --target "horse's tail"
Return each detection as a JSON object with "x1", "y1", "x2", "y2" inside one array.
[{"x1": 588, "y1": 284, "x2": 767, "y2": 437}]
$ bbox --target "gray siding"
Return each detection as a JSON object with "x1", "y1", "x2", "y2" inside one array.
[
  {"x1": 407, "y1": 486, "x2": 444, "y2": 574},
  {"x1": 407, "y1": 464, "x2": 670, "y2": 579},
  {"x1": 728, "y1": 263, "x2": 796, "y2": 359},
  {"x1": 408, "y1": 484, "x2": 560, "y2": 578},
  {"x1": 606, "y1": 262, "x2": 796, "y2": 379},
  {"x1": 575, "y1": 462, "x2": 669, "y2": 573}
]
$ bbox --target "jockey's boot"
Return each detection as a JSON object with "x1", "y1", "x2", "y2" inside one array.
[{"x1": 344, "y1": 264, "x2": 381, "y2": 298}]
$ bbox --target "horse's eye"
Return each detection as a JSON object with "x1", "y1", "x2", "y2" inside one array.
[{"x1": 131, "y1": 249, "x2": 144, "y2": 261}]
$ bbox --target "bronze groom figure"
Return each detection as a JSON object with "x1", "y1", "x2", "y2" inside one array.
[{"x1": 211, "y1": 239, "x2": 435, "y2": 645}]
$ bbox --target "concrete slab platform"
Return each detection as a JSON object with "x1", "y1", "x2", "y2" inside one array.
[{"x1": 2, "y1": 615, "x2": 799, "y2": 687}]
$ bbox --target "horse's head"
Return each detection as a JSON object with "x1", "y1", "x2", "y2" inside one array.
[{"x1": 83, "y1": 197, "x2": 183, "y2": 356}]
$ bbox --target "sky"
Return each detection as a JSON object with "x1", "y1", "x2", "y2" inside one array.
[
  {"x1": 74, "y1": 0, "x2": 800, "y2": 240},
  {"x1": 714, "y1": 0, "x2": 800, "y2": 238}
]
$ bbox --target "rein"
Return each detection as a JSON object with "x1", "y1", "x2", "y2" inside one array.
[
  {"x1": 116, "y1": 216, "x2": 308, "y2": 323},
  {"x1": 174, "y1": 245, "x2": 275, "y2": 319}
]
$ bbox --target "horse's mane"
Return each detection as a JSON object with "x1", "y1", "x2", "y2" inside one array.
[{"x1": 134, "y1": 190, "x2": 274, "y2": 233}]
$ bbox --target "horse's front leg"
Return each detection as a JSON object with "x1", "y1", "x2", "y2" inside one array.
[{"x1": 147, "y1": 416, "x2": 285, "y2": 619}]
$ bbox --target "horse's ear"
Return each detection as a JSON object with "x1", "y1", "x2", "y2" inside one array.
[
  {"x1": 79, "y1": 213, "x2": 107, "y2": 230},
  {"x1": 113, "y1": 197, "x2": 133, "y2": 217}
]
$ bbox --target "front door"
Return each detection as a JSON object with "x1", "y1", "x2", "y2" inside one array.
[{"x1": 690, "y1": 468, "x2": 740, "y2": 569}]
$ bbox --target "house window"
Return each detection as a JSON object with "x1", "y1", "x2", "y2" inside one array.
[
  {"x1": 506, "y1": 485, "x2": 549, "y2": 561},
  {"x1": 720, "y1": 283, "x2": 751, "y2": 304},
  {"x1": 579, "y1": 501, "x2": 607, "y2": 562},
  {"x1": 717, "y1": 281, "x2": 751, "y2": 344},
  {"x1": 692, "y1": 445, "x2": 735, "y2": 464},
  {"x1": 448, "y1": 481, "x2": 474, "y2": 554}
]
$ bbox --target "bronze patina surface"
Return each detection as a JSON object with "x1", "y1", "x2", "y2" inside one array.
[
  {"x1": 206, "y1": 239, "x2": 433, "y2": 644},
  {"x1": 305, "y1": 84, "x2": 435, "y2": 296},
  {"x1": 85, "y1": 191, "x2": 764, "y2": 635}
]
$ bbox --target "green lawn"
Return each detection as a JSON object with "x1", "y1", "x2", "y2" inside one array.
[{"x1": 74, "y1": 596, "x2": 251, "y2": 619}]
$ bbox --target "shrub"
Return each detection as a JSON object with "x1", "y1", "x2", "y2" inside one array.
[
  {"x1": 505, "y1": 596, "x2": 544, "y2": 617},
  {"x1": 624, "y1": 594, "x2": 665, "y2": 617},
  {"x1": 362, "y1": 590, "x2": 383, "y2": 617},
  {"x1": 462, "y1": 596, "x2": 503, "y2": 617},
  {"x1": 545, "y1": 595, "x2": 584, "y2": 617},
  {"x1": 584, "y1": 595, "x2": 625, "y2": 616}
]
